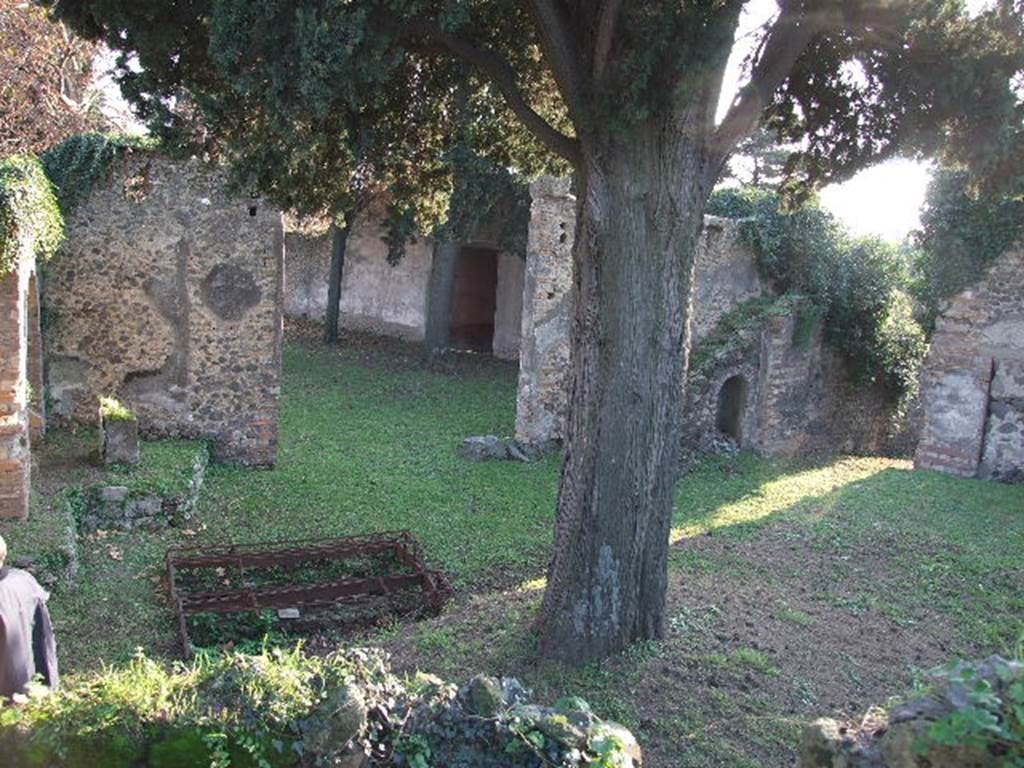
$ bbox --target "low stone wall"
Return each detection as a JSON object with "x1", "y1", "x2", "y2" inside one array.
[
  {"x1": 45, "y1": 152, "x2": 284, "y2": 466},
  {"x1": 800, "y1": 656, "x2": 1021, "y2": 768},
  {"x1": 915, "y1": 247, "x2": 1024, "y2": 482}
]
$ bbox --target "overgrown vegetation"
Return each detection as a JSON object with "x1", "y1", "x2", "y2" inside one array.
[
  {"x1": 923, "y1": 658, "x2": 1024, "y2": 763},
  {"x1": 0, "y1": 646, "x2": 394, "y2": 768},
  {"x1": 99, "y1": 395, "x2": 136, "y2": 422},
  {"x1": 41, "y1": 133, "x2": 157, "y2": 216},
  {"x1": 0, "y1": 155, "x2": 64, "y2": 277},
  {"x1": 707, "y1": 187, "x2": 927, "y2": 396},
  {"x1": 912, "y1": 168, "x2": 1024, "y2": 329}
]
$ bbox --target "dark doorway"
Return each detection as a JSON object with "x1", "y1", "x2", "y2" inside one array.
[
  {"x1": 449, "y1": 246, "x2": 499, "y2": 353},
  {"x1": 716, "y1": 375, "x2": 748, "y2": 442}
]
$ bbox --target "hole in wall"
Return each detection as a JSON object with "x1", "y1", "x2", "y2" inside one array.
[{"x1": 716, "y1": 374, "x2": 748, "y2": 442}]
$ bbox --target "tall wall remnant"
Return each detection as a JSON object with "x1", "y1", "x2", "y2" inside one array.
[
  {"x1": 515, "y1": 177, "x2": 576, "y2": 448},
  {"x1": 0, "y1": 252, "x2": 44, "y2": 518},
  {"x1": 915, "y1": 247, "x2": 1024, "y2": 482},
  {"x1": 45, "y1": 152, "x2": 284, "y2": 466},
  {"x1": 513, "y1": 180, "x2": 774, "y2": 449}
]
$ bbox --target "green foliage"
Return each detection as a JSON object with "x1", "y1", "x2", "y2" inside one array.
[
  {"x1": 689, "y1": 295, "x2": 803, "y2": 374},
  {"x1": 0, "y1": 646, "x2": 388, "y2": 768},
  {"x1": 912, "y1": 168, "x2": 1024, "y2": 329},
  {"x1": 707, "y1": 187, "x2": 927, "y2": 395},
  {"x1": 923, "y1": 660, "x2": 1024, "y2": 764},
  {"x1": 434, "y1": 146, "x2": 531, "y2": 258},
  {"x1": 40, "y1": 133, "x2": 157, "y2": 216},
  {"x1": 99, "y1": 395, "x2": 135, "y2": 422},
  {"x1": 0, "y1": 155, "x2": 64, "y2": 277}
]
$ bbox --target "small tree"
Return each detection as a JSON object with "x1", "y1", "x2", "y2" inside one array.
[
  {"x1": 47, "y1": 0, "x2": 1024, "y2": 664},
  {"x1": 0, "y1": 0, "x2": 103, "y2": 155}
]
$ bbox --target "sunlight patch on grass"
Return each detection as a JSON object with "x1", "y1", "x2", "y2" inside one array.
[{"x1": 671, "y1": 456, "x2": 898, "y2": 541}]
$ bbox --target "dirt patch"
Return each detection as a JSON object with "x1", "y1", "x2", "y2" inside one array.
[{"x1": 376, "y1": 521, "x2": 968, "y2": 768}]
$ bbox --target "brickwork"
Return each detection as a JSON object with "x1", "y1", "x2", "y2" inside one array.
[
  {"x1": 45, "y1": 152, "x2": 284, "y2": 466},
  {"x1": 0, "y1": 256, "x2": 42, "y2": 518},
  {"x1": 915, "y1": 247, "x2": 1024, "y2": 481}
]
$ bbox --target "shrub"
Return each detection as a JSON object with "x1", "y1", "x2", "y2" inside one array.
[
  {"x1": 707, "y1": 187, "x2": 927, "y2": 396},
  {"x1": 0, "y1": 155, "x2": 64, "y2": 277},
  {"x1": 99, "y1": 396, "x2": 136, "y2": 422}
]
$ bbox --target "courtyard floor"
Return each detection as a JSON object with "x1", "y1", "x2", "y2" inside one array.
[{"x1": 3, "y1": 323, "x2": 1022, "y2": 767}]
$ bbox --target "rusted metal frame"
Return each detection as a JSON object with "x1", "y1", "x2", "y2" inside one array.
[{"x1": 166, "y1": 531, "x2": 452, "y2": 657}]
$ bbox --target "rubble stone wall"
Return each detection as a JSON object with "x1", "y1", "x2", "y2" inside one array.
[
  {"x1": 915, "y1": 247, "x2": 1024, "y2": 481},
  {"x1": 514, "y1": 180, "x2": 768, "y2": 448},
  {"x1": 0, "y1": 255, "x2": 42, "y2": 518},
  {"x1": 45, "y1": 152, "x2": 284, "y2": 466}
]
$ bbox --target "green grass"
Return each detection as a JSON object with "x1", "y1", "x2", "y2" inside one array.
[
  {"x1": 197, "y1": 342, "x2": 562, "y2": 588},
  {"x1": 105, "y1": 439, "x2": 208, "y2": 498},
  {"x1": 3, "y1": 328, "x2": 1022, "y2": 757}
]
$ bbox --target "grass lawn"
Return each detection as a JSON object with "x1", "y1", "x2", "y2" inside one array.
[{"x1": 3, "y1": 326, "x2": 1022, "y2": 767}]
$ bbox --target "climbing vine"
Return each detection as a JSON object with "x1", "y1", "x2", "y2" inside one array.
[
  {"x1": 40, "y1": 132, "x2": 158, "y2": 216},
  {"x1": 707, "y1": 187, "x2": 927, "y2": 397},
  {"x1": 0, "y1": 155, "x2": 64, "y2": 278}
]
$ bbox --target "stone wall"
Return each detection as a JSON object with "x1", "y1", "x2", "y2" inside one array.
[
  {"x1": 513, "y1": 180, "x2": 768, "y2": 448},
  {"x1": 682, "y1": 308, "x2": 909, "y2": 460},
  {"x1": 514, "y1": 177, "x2": 575, "y2": 448},
  {"x1": 283, "y1": 223, "x2": 525, "y2": 358},
  {"x1": 45, "y1": 152, "x2": 284, "y2": 466},
  {"x1": 0, "y1": 254, "x2": 43, "y2": 519},
  {"x1": 915, "y1": 247, "x2": 1024, "y2": 481}
]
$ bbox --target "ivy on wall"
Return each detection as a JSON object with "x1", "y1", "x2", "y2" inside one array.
[
  {"x1": 707, "y1": 187, "x2": 927, "y2": 397},
  {"x1": 0, "y1": 155, "x2": 64, "y2": 278},
  {"x1": 41, "y1": 133, "x2": 157, "y2": 216}
]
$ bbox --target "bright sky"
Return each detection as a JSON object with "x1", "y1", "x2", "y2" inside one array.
[{"x1": 723, "y1": 0, "x2": 992, "y2": 243}]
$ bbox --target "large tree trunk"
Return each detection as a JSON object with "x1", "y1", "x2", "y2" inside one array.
[
  {"x1": 324, "y1": 222, "x2": 350, "y2": 344},
  {"x1": 536, "y1": 120, "x2": 712, "y2": 664},
  {"x1": 423, "y1": 240, "x2": 459, "y2": 356}
]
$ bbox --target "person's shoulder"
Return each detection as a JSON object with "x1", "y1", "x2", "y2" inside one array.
[{"x1": 0, "y1": 568, "x2": 47, "y2": 598}]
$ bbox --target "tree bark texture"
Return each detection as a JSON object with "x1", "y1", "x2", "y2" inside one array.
[
  {"x1": 423, "y1": 240, "x2": 459, "y2": 356},
  {"x1": 323, "y1": 222, "x2": 349, "y2": 344},
  {"x1": 536, "y1": 117, "x2": 713, "y2": 664}
]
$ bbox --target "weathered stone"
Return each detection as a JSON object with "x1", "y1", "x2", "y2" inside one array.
[
  {"x1": 461, "y1": 674, "x2": 505, "y2": 717},
  {"x1": 45, "y1": 152, "x2": 284, "y2": 467},
  {"x1": 101, "y1": 417, "x2": 140, "y2": 465},
  {"x1": 458, "y1": 435, "x2": 509, "y2": 462},
  {"x1": 301, "y1": 682, "x2": 367, "y2": 761},
  {"x1": 880, "y1": 719, "x2": 997, "y2": 768},
  {"x1": 916, "y1": 248, "x2": 1024, "y2": 482},
  {"x1": 0, "y1": 254, "x2": 43, "y2": 519},
  {"x1": 589, "y1": 721, "x2": 643, "y2": 768},
  {"x1": 98, "y1": 486, "x2": 129, "y2": 503}
]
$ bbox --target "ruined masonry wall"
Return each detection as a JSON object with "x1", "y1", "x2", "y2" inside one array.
[
  {"x1": 514, "y1": 180, "x2": 768, "y2": 448},
  {"x1": 0, "y1": 253, "x2": 42, "y2": 518},
  {"x1": 915, "y1": 247, "x2": 1024, "y2": 481},
  {"x1": 45, "y1": 153, "x2": 284, "y2": 466},
  {"x1": 515, "y1": 177, "x2": 576, "y2": 447}
]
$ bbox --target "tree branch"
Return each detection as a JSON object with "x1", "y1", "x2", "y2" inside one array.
[
  {"x1": 525, "y1": 0, "x2": 589, "y2": 128},
  {"x1": 407, "y1": 19, "x2": 581, "y2": 165},
  {"x1": 710, "y1": 2, "x2": 831, "y2": 168},
  {"x1": 592, "y1": 0, "x2": 623, "y2": 83}
]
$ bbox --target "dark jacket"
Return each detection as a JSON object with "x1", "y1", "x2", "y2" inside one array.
[{"x1": 0, "y1": 567, "x2": 59, "y2": 701}]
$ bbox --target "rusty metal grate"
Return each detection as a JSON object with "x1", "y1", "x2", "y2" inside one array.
[{"x1": 166, "y1": 531, "x2": 452, "y2": 657}]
